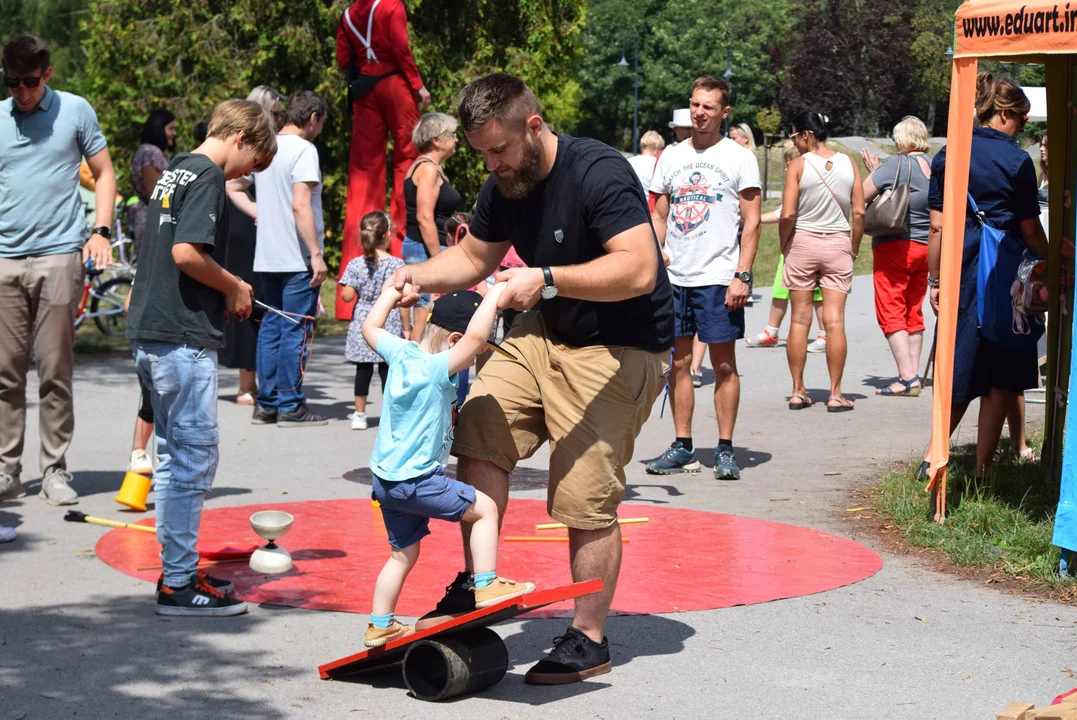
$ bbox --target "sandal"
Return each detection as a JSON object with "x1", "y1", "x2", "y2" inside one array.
[
  {"x1": 1018, "y1": 447, "x2": 1041, "y2": 464},
  {"x1": 788, "y1": 393, "x2": 813, "y2": 410},
  {"x1": 876, "y1": 376, "x2": 921, "y2": 397},
  {"x1": 826, "y1": 396, "x2": 854, "y2": 413},
  {"x1": 236, "y1": 392, "x2": 255, "y2": 406}
]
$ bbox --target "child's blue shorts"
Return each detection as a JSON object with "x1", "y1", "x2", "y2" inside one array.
[{"x1": 372, "y1": 466, "x2": 477, "y2": 549}]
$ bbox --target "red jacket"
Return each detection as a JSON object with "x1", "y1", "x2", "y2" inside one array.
[{"x1": 336, "y1": 0, "x2": 424, "y2": 91}]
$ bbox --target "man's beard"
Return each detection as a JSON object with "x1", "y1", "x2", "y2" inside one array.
[{"x1": 496, "y1": 136, "x2": 543, "y2": 200}]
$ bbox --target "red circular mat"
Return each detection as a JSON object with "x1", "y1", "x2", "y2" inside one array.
[{"x1": 95, "y1": 499, "x2": 881, "y2": 617}]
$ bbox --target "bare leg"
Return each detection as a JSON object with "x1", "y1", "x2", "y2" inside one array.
[
  {"x1": 670, "y1": 335, "x2": 695, "y2": 437},
  {"x1": 813, "y1": 299, "x2": 826, "y2": 334},
  {"x1": 976, "y1": 389, "x2": 1013, "y2": 479},
  {"x1": 909, "y1": 330, "x2": 925, "y2": 376},
  {"x1": 923, "y1": 400, "x2": 971, "y2": 462},
  {"x1": 768, "y1": 298, "x2": 789, "y2": 330},
  {"x1": 461, "y1": 490, "x2": 500, "y2": 573},
  {"x1": 354, "y1": 395, "x2": 367, "y2": 414},
  {"x1": 371, "y1": 541, "x2": 421, "y2": 615},
  {"x1": 569, "y1": 522, "x2": 622, "y2": 642},
  {"x1": 820, "y1": 289, "x2": 849, "y2": 403},
  {"x1": 709, "y1": 341, "x2": 739, "y2": 440},
  {"x1": 456, "y1": 456, "x2": 509, "y2": 571},
  {"x1": 133, "y1": 417, "x2": 153, "y2": 453},
  {"x1": 881, "y1": 330, "x2": 921, "y2": 394},
  {"x1": 690, "y1": 335, "x2": 707, "y2": 375},
  {"x1": 238, "y1": 369, "x2": 257, "y2": 395},
  {"x1": 786, "y1": 290, "x2": 814, "y2": 397},
  {"x1": 1007, "y1": 392, "x2": 1028, "y2": 453}
]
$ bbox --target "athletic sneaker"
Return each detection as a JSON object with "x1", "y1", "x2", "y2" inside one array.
[
  {"x1": 128, "y1": 449, "x2": 153, "y2": 476},
  {"x1": 251, "y1": 405, "x2": 278, "y2": 425},
  {"x1": 473, "y1": 577, "x2": 536, "y2": 608},
  {"x1": 691, "y1": 371, "x2": 703, "y2": 388},
  {"x1": 525, "y1": 626, "x2": 612, "y2": 685},
  {"x1": 745, "y1": 331, "x2": 779, "y2": 347},
  {"x1": 364, "y1": 619, "x2": 414, "y2": 647},
  {"x1": 156, "y1": 579, "x2": 248, "y2": 617},
  {"x1": 415, "y1": 571, "x2": 475, "y2": 630},
  {"x1": 714, "y1": 448, "x2": 741, "y2": 480},
  {"x1": 0, "y1": 472, "x2": 26, "y2": 501},
  {"x1": 277, "y1": 405, "x2": 328, "y2": 428},
  {"x1": 645, "y1": 442, "x2": 701, "y2": 475},
  {"x1": 156, "y1": 569, "x2": 234, "y2": 596},
  {"x1": 351, "y1": 412, "x2": 368, "y2": 431},
  {"x1": 807, "y1": 334, "x2": 827, "y2": 353},
  {"x1": 39, "y1": 470, "x2": 78, "y2": 505}
]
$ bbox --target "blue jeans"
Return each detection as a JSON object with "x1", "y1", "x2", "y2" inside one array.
[
  {"x1": 133, "y1": 342, "x2": 220, "y2": 588},
  {"x1": 256, "y1": 270, "x2": 319, "y2": 413}
]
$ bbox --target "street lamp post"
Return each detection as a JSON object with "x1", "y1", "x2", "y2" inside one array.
[
  {"x1": 723, "y1": 50, "x2": 734, "y2": 137},
  {"x1": 618, "y1": 39, "x2": 640, "y2": 152}
]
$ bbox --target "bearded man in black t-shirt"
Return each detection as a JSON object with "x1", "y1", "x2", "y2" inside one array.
[{"x1": 391, "y1": 73, "x2": 673, "y2": 685}]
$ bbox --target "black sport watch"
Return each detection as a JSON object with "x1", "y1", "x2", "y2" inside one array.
[
  {"x1": 92, "y1": 225, "x2": 112, "y2": 240},
  {"x1": 735, "y1": 270, "x2": 753, "y2": 284}
]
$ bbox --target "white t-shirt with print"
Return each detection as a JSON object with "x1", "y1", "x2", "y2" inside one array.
[
  {"x1": 253, "y1": 133, "x2": 324, "y2": 273},
  {"x1": 650, "y1": 137, "x2": 761, "y2": 287}
]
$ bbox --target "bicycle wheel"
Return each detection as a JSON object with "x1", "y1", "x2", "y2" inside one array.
[{"x1": 90, "y1": 275, "x2": 133, "y2": 336}]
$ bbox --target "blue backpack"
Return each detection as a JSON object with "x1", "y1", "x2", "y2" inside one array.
[{"x1": 972, "y1": 193, "x2": 1044, "y2": 350}]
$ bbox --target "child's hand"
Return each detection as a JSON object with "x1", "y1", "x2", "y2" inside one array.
[{"x1": 380, "y1": 278, "x2": 406, "y2": 300}]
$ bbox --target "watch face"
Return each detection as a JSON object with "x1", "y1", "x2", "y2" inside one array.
[{"x1": 541, "y1": 286, "x2": 558, "y2": 300}]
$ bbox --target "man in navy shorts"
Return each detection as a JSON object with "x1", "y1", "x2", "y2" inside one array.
[{"x1": 648, "y1": 75, "x2": 761, "y2": 480}]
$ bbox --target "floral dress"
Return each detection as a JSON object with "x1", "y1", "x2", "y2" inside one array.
[
  {"x1": 128, "y1": 143, "x2": 169, "y2": 250},
  {"x1": 340, "y1": 254, "x2": 406, "y2": 363}
]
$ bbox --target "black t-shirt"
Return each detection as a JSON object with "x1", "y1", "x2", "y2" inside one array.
[
  {"x1": 469, "y1": 134, "x2": 674, "y2": 352},
  {"x1": 127, "y1": 153, "x2": 229, "y2": 348}
]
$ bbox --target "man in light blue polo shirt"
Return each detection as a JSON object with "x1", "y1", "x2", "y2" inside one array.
[{"x1": 0, "y1": 34, "x2": 116, "y2": 512}]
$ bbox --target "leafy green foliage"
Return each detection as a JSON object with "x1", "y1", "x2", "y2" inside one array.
[
  {"x1": 1, "y1": 0, "x2": 91, "y2": 84},
  {"x1": 756, "y1": 107, "x2": 782, "y2": 136},
  {"x1": 70, "y1": 0, "x2": 584, "y2": 271}
]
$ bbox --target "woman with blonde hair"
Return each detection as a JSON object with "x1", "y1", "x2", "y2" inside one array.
[
  {"x1": 729, "y1": 123, "x2": 756, "y2": 152},
  {"x1": 629, "y1": 130, "x2": 665, "y2": 193},
  {"x1": 860, "y1": 116, "x2": 933, "y2": 397},
  {"x1": 921, "y1": 72, "x2": 1048, "y2": 486}
]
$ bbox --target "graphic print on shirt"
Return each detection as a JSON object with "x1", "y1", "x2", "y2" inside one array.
[
  {"x1": 151, "y1": 168, "x2": 200, "y2": 217},
  {"x1": 671, "y1": 169, "x2": 726, "y2": 235}
]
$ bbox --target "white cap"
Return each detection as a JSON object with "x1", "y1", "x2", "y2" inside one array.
[{"x1": 668, "y1": 108, "x2": 691, "y2": 129}]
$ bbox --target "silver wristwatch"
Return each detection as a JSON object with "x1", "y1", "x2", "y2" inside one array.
[{"x1": 540, "y1": 267, "x2": 558, "y2": 300}]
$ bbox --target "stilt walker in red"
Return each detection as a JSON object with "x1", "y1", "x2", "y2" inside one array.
[{"x1": 336, "y1": 0, "x2": 430, "y2": 319}]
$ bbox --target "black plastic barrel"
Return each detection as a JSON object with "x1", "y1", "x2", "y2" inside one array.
[{"x1": 401, "y1": 628, "x2": 509, "y2": 701}]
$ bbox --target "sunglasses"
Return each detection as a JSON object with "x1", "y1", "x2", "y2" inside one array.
[{"x1": 3, "y1": 74, "x2": 43, "y2": 89}]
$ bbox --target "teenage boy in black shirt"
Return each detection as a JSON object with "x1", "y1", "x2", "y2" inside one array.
[
  {"x1": 127, "y1": 99, "x2": 277, "y2": 616},
  {"x1": 391, "y1": 73, "x2": 673, "y2": 683}
]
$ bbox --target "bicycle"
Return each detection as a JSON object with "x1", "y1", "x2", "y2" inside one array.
[{"x1": 75, "y1": 263, "x2": 133, "y2": 337}]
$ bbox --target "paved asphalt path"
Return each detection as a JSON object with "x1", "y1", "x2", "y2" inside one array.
[{"x1": 2, "y1": 275, "x2": 1070, "y2": 720}]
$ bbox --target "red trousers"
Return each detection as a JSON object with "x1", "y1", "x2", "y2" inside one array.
[
  {"x1": 873, "y1": 239, "x2": 929, "y2": 335},
  {"x1": 336, "y1": 72, "x2": 419, "y2": 319}
]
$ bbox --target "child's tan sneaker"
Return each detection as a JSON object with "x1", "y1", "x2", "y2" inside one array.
[
  {"x1": 473, "y1": 577, "x2": 537, "y2": 608},
  {"x1": 364, "y1": 620, "x2": 414, "y2": 647}
]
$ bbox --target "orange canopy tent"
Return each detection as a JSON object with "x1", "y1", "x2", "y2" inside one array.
[{"x1": 928, "y1": 0, "x2": 1075, "y2": 521}]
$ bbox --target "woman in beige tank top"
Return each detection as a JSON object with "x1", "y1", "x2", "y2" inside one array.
[{"x1": 778, "y1": 112, "x2": 865, "y2": 412}]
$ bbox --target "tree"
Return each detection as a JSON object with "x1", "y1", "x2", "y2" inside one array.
[
  {"x1": 1, "y1": 0, "x2": 91, "y2": 85},
  {"x1": 74, "y1": 0, "x2": 584, "y2": 270}
]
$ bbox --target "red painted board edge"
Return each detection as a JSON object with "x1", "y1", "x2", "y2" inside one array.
[{"x1": 317, "y1": 578, "x2": 603, "y2": 679}]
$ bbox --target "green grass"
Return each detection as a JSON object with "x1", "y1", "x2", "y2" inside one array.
[{"x1": 874, "y1": 433, "x2": 1075, "y2": 589}]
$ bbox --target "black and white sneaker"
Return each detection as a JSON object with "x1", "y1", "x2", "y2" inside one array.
[
  {"x1": 525, "y1": 626, "x2": 612, "y2": 685},
  {"x1": 156, "y1": 580, "x2": 248, "y2": 617},
  {"x1": 415, "y1": 571, "x2": 475, "y2": 630},
  {"x1": 277, "y1": 405, "x2": 328, "y2": 428},
  {"x1": 156, "y1": 570, "x2": 234, "y2": 596},
  {"x1": 251, "y1": 405, "x2": 278, "y2": 425}
]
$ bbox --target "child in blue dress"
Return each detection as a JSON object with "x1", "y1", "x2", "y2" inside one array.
[
  {"x1": 360, "y1": 281, "x2": 535, "y2": 646},
  {"x1": 339, "y1": 211, "x2": 410, "y2": 430}
]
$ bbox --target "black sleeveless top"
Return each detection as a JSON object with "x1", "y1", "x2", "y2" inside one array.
[{"x1": 404, "y1": 158, "x2": 462, "y2": 249}]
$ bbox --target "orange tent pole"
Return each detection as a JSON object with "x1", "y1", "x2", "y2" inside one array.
[{"x1": 927, "y1": 56, "x2": 979, "y2": 524}]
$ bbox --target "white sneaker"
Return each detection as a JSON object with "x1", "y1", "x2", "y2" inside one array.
[
  {"x1": 351, "y1": 413, "x2": 368, "y2": 430},
  {"x1": 807, "y1": 335, "x2": 827, "y2": 353},
  {"x1": 0, "y1": 525, "x2": 15, "y2": 543},
  {"x1": 128, "y1": 449, "x2": 153, "y2": 476}
]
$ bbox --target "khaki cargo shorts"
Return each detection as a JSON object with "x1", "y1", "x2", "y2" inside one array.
[{"x1": 451, "y1": 311, "x2": 669, "y2": 530}]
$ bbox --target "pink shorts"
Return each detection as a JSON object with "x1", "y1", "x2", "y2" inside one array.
[{"x1": 783, "y1": 230, "x2": 854, "y2": 295}]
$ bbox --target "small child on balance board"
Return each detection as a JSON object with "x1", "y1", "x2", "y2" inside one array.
[{"x1": 360, "y1": 280, "x2": 535, "y2": 647}]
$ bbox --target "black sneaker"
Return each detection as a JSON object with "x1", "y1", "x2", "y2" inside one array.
[
  {"x1": 156, "y1": 580, "x2": 248, "y2": 617},
  {"x1": 251, "y1": 405, "x2": 278, "y2": 425},
  {"x1": 525, "y1": 626, "x2": 612, "y2": 685},
  {"x1": 156, "y1": 570, "x2": 234, "y2": 596},
  {"x1": 277, "y1": 405, "x2": 328, "y2": 428},
  {"x1": 414, "y1": 571, "x2": 475, "y2": 630}
]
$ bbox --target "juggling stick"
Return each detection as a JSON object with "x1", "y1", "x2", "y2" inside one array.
[
  {"x1": 535, "y1": 517, "x2": 649, "y2": 531},
  {"x1": 64, "y1": 510, "x2": 155, "y2": 533}
]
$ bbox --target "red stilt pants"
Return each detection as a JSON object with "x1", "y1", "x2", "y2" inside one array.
[{"x1": 336, "y1": 73, "x2": 419, "y2": 320}]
